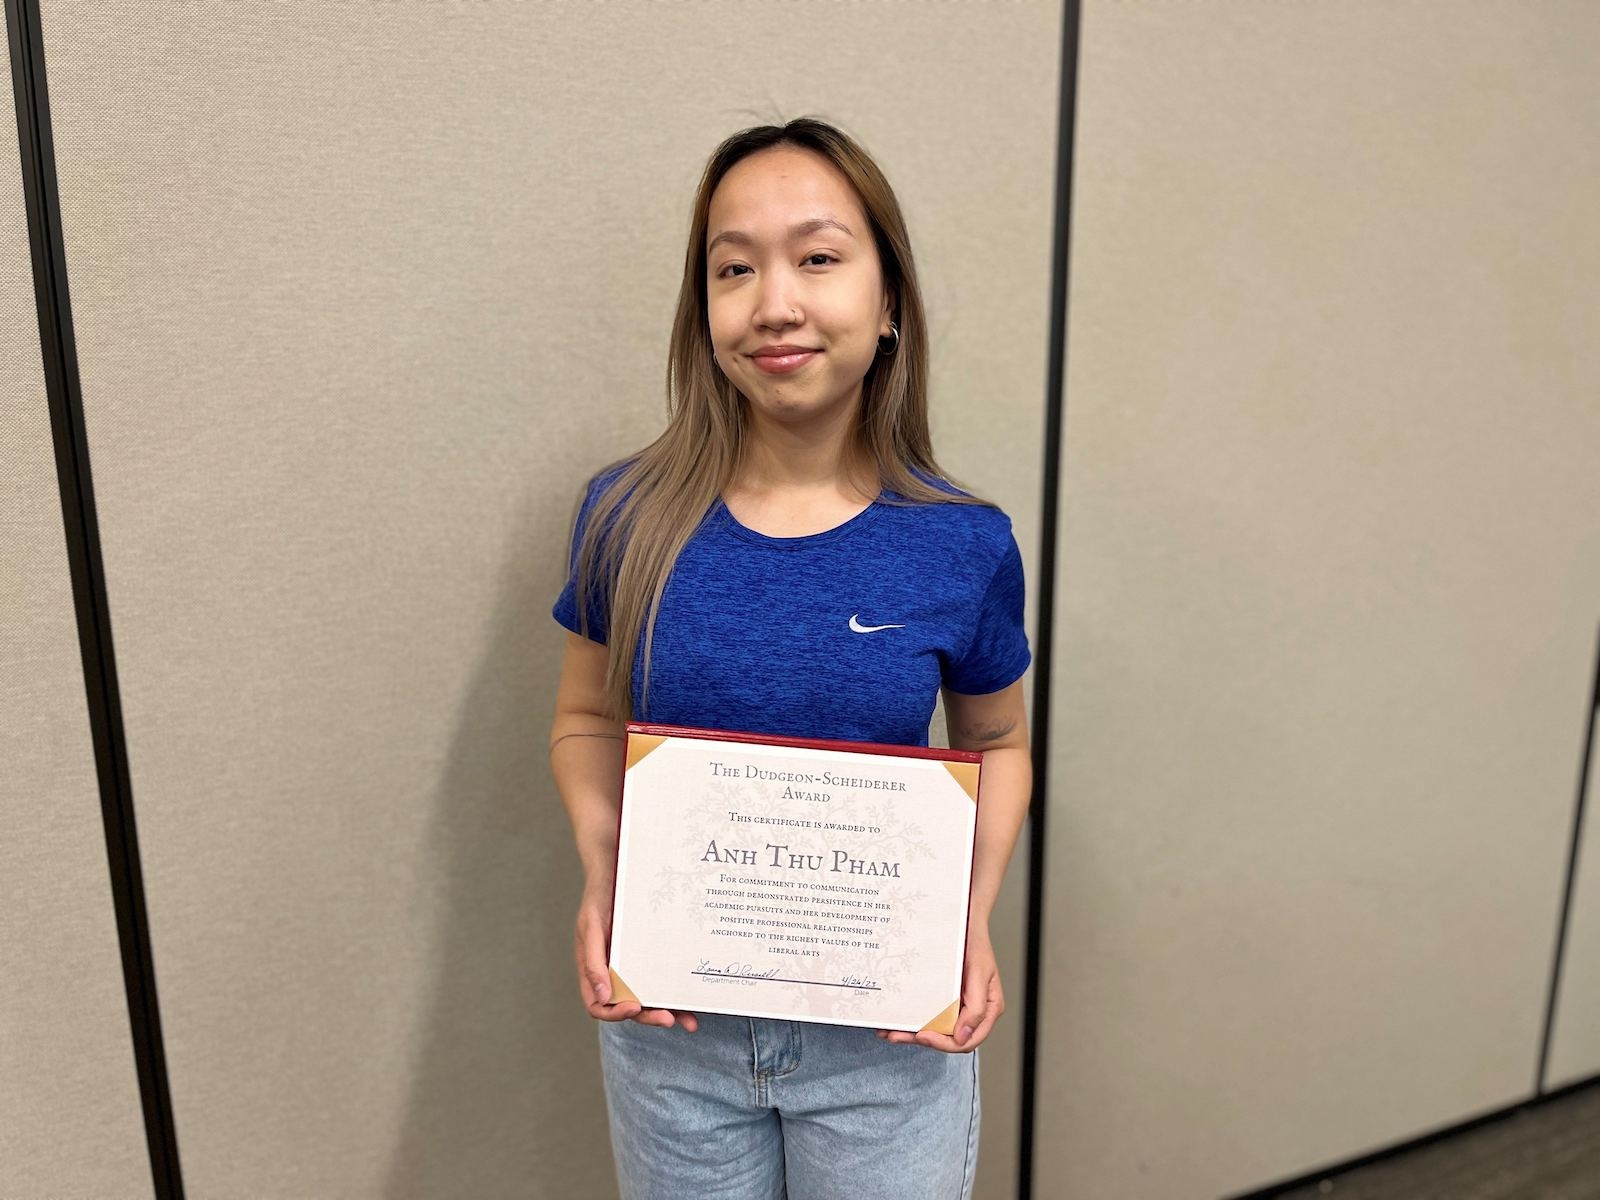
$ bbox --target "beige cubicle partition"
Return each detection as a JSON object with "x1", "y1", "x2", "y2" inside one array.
[
  {"x1": 1548, "y1": 708, "x2": 1600, "y2": 1091},
  {"x1": 0, "y1": 90, "x2": 152, "y2": 1198},
  {"x1": 1037, "y1": 3, "x2": 1600, "y2": 1196},
  {"x1": 28, "y1": 3, "x2": 1059, "y2": 1197}
]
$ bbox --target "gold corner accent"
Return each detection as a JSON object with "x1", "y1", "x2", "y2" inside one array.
[
  {"x1": 609, "y1": 968, "x2": 639, "y2": 1005},
  {"x1": 625, "y1": 733, "x2": 668, "y2": 771},
  {"x1": 940, "y1": 760, "x2": 980, "y2": 803},
  {"x1": 920, "y1": 999, "x2": 960, "y2": 1035}
]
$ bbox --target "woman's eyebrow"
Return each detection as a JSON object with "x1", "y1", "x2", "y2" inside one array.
[{"x1": 707, "y1": 217, "x2": 855, "y2": 257}]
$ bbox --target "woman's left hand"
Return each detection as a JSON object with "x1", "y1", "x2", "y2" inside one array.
[{"x1": 875, "y1": 918, "x2": 1003, "y2": 1053}]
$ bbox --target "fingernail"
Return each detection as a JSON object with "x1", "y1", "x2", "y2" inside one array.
[{"x1": 957, "y1": 1025, "x2": 973, "y2": 1042}]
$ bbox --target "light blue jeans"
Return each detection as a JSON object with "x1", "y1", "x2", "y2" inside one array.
[{"x1": 597, "y1": 1012, "x2": 980, "y2": 1199}]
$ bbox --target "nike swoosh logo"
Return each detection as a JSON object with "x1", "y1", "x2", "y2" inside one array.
[{"x1": 849, "y1": 614, "x2": 906, "y2": 634}]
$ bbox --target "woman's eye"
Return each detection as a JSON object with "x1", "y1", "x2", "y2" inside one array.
[{"x1": 716, "y1": 255, "x2": 835, "y2": 279}]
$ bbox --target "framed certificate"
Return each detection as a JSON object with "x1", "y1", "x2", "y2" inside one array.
[{"x1": 606, "y1": 722, "x2": 982, "y2": 1034}]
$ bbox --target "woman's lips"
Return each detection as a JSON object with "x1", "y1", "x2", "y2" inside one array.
[{"x1": 751, "y1": 350, "x2": 820, "y2": 374}]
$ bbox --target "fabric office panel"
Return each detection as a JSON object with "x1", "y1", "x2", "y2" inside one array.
[
  {"x1": 0, "y1": 81, "x2": 151, "y2": 1200},
  {"x1": 1547, "y1": 710, "x2": 1600, "y2": 1088},
  {"x1": 1038, "y1": 2, "x2": 1600, "y2": 1196},
  {"x1": 35, "y1": 3, "x2": 1058, "y2": 1196}
]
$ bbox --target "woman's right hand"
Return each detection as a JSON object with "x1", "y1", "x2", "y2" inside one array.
[{"x1": 575, "y1": 884, "x2": 700, "y2": 1032}]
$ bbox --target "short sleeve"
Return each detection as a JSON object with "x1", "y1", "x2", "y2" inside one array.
[
  {"x1": 941, "y1": 530, "x2": 1031, "y2": 695},
  {"x1": 551, "y1": 473, "x2": 614, "y2": 645}
]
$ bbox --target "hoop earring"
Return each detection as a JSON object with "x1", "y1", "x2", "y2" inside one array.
[{"x1": 876, "y1": 321, "x2": 900, "y2": 357}]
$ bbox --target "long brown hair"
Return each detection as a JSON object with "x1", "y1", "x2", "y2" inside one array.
[{"x1": 568, "y1": 116, "x2": 993, "y2": 722}]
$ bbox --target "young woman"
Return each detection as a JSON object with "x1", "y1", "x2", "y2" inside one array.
[{"x1": 548, "y1": 117, "x2": 1033, "y2": 1200}]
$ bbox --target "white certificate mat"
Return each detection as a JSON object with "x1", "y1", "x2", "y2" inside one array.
[{"x1": 607, "y1": 723, "x2": 981, "y2": 1033}]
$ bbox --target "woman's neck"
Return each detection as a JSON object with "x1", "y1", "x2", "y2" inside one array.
[{"x1": 734, "y1": 403, "x2": 875, "y2": 499}]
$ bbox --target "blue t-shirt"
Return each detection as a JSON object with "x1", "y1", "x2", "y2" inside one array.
[{"x1": 551, "y1": 467, "x2": 1031, "y2": 748}]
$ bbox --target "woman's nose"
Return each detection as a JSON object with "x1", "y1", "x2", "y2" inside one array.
[{"x1": 754, "y1": 273, "x2": 799, "y2": 327}]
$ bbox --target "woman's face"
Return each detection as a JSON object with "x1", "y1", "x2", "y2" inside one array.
[{"x1": 705, "y1": 145, "x2": 893, "y2": 430}]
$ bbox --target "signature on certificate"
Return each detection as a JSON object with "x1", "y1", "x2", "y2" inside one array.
[
  {"x1": 690, "y1": 959, "x2": 881, "y2": 990},
  {"x1": 694, "y1": 959, "x2": 782, "y2": 980}
]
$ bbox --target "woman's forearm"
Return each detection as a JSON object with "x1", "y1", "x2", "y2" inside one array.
[
  {"x1": 966, "y1": 745, "x2": 1033, "y2": 924},
  {"x1": 549, "y1": 723, "x2": 626, "y2": 887}
]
